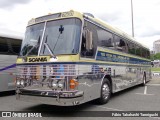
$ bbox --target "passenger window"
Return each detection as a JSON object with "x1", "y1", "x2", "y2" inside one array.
[
  {"x1": 0, "y1": 38, "x2": 9, "y2": 53},
  {"x1": 127, "y1": 41, "x2": 136, "y2": 55},
  {"x1": 141, "y1": 48, "x2": 146, "y2": 57},
  {"x1": 146, "y1": 50, "x2": 150, "y2": 59},
  {"x1": 135, "y1": 45, "x2": 142, "y2": 57},
  {"x1": 114, "y1": 35, "x2": 127, "y2": 52},
  {"x1": 81, "y1": 21, "x2": 98, "y2": 58},
  {"x1": 97, "y1": 29, "x2": 114, "y2": 49},
  {"x1": 10, "y1": 39, "x2": 21, "y2": 54}
]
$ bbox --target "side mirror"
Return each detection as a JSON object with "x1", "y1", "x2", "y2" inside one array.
[{"x1": 85, "y1": 30, "x2": 93, "y2": 51}]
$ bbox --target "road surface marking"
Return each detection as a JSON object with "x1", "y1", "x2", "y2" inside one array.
[
  {"x1": 147, "y1": 84, "x2": 160, "y2": 86},
  {"x1": 135, "y1": 93, "x2": 154, "y2": 95},
  {"x1": 144, "y1": 86, "x2": 147, "y2": 94},
  {"x1": 94, "y1": 105, "x2": 123, "y2": 111},
  {"x1": 135, "y1": 86, "x2": 155, "y2": 95}
]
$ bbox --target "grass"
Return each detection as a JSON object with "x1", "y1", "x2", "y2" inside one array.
[{"x1": 151, "y1": 67, "x2": 160, "y2": 72}]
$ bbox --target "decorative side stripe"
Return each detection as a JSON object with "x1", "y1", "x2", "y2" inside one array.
[{"x1": 0, "y1": 64, "x2": 16, "y2": 72}]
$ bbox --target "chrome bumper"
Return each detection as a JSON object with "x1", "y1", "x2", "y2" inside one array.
[{"x1": 16, "y1": 89, "x2": 84, "y2": 106}]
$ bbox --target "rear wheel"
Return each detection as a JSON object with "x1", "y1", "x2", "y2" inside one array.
[
  {"x1": 97, "y1": 79, "x2": 111, "y2": 104},
  {"x1": 142, "y1": 73, "x2": 146, "y2": 86}
]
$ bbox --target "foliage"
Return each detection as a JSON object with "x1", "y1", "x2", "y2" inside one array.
[
  {"x1": 151, "y1": 53, "x2": 160, "y2": 60},
  {"x1": 151, "y1": 67, "x2": 160, "y2": 72}
]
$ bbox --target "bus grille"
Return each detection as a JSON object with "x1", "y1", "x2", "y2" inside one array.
[
  {"x1": 16, "y1": 64, "x2": 103, "y2": 77},
  {"x1": 16, "y1": 64, "x2": 77, "y2": 77}
]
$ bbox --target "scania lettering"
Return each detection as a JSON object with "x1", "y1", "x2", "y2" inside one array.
[
  {"x1": 16, "y1": 10, "x2": 151, "y2": 106},
  {"x1": 28, "y1": 57, "x2": 48, "y2": 62}
]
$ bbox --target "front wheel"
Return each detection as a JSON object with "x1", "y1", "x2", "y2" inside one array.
[{"x1": 97, "y1": 79, "x2": 111, "y2": 104}]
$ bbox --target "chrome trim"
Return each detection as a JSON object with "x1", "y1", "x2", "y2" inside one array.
[
  {"x1": 16, "y1": 92, "x2": 84, "y2": 106},
  {"x1": 102, "y1": 83, "x2": 110, "y2": 100},
  {"x1": 79, "y1": 16, "x2": 84, "y2": 57}
]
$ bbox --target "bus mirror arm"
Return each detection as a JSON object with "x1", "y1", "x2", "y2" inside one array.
[{"x1": 86, "y1": 30, "x2": 93, "y2": 51}]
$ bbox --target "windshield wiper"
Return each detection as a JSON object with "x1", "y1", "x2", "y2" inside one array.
[
  {"x1": 52, "y1": 25, "x2": 64, "y2": 52},
  {"x1": 44, "y1": 42, "x2": 56, "y2": 58}
]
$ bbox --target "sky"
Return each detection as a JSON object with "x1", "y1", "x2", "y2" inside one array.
[{"x1": 0, "y1": 0, "x2": 160, "y2": 50}]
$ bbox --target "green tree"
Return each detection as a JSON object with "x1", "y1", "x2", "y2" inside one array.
[
  {"x1": 153, "y1": 53, "x2": 160, "y2": 60},
  {"x1": 150, "y1": 54, "x2": 154, "y2": 61}
]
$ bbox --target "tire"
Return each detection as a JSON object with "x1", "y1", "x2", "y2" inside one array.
[
  {"x1": 97, "y1": 79, "x2": 111, "y2": 104},
  {"x1": 142, "y1": 74, "x2": 146, "y2": 86}
]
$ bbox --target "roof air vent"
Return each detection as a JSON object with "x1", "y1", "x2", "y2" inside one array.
[{"x1": 83, "y1": 13, "x2": 94, "y2": 18}]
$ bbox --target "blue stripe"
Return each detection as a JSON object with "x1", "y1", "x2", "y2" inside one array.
[
  {"x1": 16, "y1": 62, "x2": 150, "y2": 67},
  {"x1": 0, "y1": 64, "x2": 16, "y2": 72}
]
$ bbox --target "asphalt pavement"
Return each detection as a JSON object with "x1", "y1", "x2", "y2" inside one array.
[{"x1": 0, "y1": 77, "x2": 160, "y2": 120}]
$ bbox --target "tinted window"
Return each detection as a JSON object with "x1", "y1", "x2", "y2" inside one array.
[
  {"x1": 81, "y1": 20, "x2": 98, "y2": 58},
  {"x1": 146, "y1": 50, "x2": 150, "y2": 59},
  {"x1": 127, "y1": 41, "x2": 136, "y2": 55},
  {"x1": 114, "y1": 35, "x2": 127, "y2": 52},
  {"x1": 97, "y1": 29, "x2": 114, "y2": 49},
  {"x1": 0, "y1": 38, "x2": 8, "y2": 53},
  {"x1": 141, "y1": 48, "x2": 147, "y2": 58},
  {"x1": 135, "y1": 45, "x2": 142, "y2": 56},
  {"x1": 10, "y1": 39, "x2": 21, "y2": 54}
]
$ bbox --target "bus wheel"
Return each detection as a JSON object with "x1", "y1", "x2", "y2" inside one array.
[
  {"x1": 142, "y1": 74, "x2": 146, "y2": 86},
  {"x1": 97, "y1": 79, "x2": 111, "y2": 104}
]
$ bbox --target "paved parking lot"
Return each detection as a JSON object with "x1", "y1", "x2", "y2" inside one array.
[{"x1": 0, "y1": 77, "x2": 160, "y2": 120}]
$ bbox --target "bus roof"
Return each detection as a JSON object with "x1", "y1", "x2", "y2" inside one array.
[
  {"x1": 0, "y1": 33, "x2": 23, "y2": 41},
  {"x1": 28, "y1": 10, "x2": 149, "y2": 50},
  {"x1": 83, "y1": 12, "x2": 149, "y2": 50}
]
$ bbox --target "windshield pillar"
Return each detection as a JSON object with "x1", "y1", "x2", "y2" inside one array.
[{"x1": 38, "y1": 21, "x2": 47, "y2": 56}]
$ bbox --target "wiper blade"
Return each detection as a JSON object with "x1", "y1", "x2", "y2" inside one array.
[
  {"x1": 25, "y1": 44, "x2": 37, "y2": 56},
  {"x1": 44, "y1": 42, "x2": 56, "y2": 58}
]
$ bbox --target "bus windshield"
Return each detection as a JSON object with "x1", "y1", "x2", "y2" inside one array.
[{"x1": 19, "y1": 18, "x2": 81, "y2": 56}]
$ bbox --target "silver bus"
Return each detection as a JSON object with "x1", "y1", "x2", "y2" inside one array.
[
  {"x1": 16, "y1": 10, "x2": 151, "y2": 106},
  {"x1": 0, "y1": 34, "x2": 22, "y2": 92}
]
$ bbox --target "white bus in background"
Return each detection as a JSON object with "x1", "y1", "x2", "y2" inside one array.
[{"x1": 0, "y1": 34, "x2": 22, "y2": 92}]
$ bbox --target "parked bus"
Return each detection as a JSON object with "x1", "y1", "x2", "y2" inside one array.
[
  {"x1": 0, "y1": 34, "x2": 22, "y2": 92},
  {"x1": 16, "y1": 10, "x2": 151, "y2": 106}
]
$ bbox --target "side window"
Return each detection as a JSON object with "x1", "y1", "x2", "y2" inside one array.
[
  {"x1": 135, "y1": 45, "x2": 142, "y2": 57},
  {"x1": 10, "y1": 39, "x2": 21, "y2": 55},
  {"x1": 0, "y1": 38, "x2": 9, "y2": 54},
  {"x1": 114, "y1": 35, "x2": 127, "y2": 52},
  {"x1": 141, "y1": 48, "x2": 146, "y2": 58},
  {"x1": 146, "y1": 50, "x2": 150, "y2": 59},
  {"x1": 127, "y1": 41, "x2": 136, "y2": 55},
  {"x1": 81, "y1": 21, "x2": 98, "y2": 58},
  {"x1": 97, "y1": 29, "x2": 114, "y2": 49}
]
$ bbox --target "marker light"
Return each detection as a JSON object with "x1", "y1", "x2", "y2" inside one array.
[{"x1": 70, "y1": 79, "x2": 78, "y2": 90}]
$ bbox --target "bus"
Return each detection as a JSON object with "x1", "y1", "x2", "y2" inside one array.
[
  {"x1": 15, "y1": 10, "x2": 151, "y2": 106},
  {"x1": 0, "y1": 34, "x2": 22, "y2": 92}
]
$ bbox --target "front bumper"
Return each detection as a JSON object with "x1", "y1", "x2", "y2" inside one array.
[{"x1": 16, "y1": 89, "x2": 84, "y2": 106}]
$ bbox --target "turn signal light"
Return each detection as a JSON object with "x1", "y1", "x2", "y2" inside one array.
[{"x1": 70, "y1": 79, "x2": 78, "y2": 89}]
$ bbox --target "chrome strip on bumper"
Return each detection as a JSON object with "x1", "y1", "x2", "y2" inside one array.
[{"x1": 16, "y1": 91, "x2": 84, "y2": 106}]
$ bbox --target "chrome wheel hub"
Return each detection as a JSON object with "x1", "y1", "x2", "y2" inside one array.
[{"x1": 102, "y1": 83, "x2": 110, "y2": 100}]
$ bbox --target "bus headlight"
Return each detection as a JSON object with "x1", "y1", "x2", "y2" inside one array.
[
  {"x1": 58, "y1": 81, "x2": 64, "y2": 89},
  {"x1": 50, "y1": 80, "x2": 58, "y2": 89},
  {"x1": 20, "y1": 80, "x2": 25, "y2": 86},
  {"x1": 16, "y1": 80, "x2": 21, "y2": 86},
  {"x1": 52, "y1": 83, "x2": 58, "y2": 89}
]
